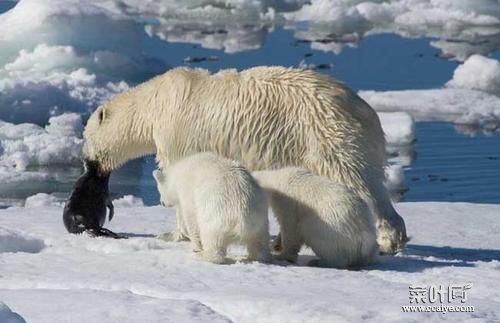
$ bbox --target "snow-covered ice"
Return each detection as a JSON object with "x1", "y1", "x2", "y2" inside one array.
[
  {"x1": 360, "y1": 54, "x2": 500, "y2": 130},
  {"x1": 0, "y1": 202, "x2": 499, "y2": 322},
  {"x1": 446, "y1": 55, "x2": 500, "y2": 96},
  {"x1": 361, "y1": 88, "x2": 500, "y2": 129},
  {"x1": 0, "y1": 113, "x2": 83, "y2": 176}
]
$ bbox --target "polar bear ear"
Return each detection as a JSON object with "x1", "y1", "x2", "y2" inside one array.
[{"x1": 98, "y1": 107, "x2": 107, "y2": 124}]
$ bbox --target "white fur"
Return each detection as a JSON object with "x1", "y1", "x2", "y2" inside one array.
[
  {"x1": 153, "y1": 152, "x2": 271, "y2": 264},
  {"x1": 253, "y1": 168, "x2": 378, "y2": 269},
  {"x1": 83, "y1": 66, "x2": 407, "y2": 254}
]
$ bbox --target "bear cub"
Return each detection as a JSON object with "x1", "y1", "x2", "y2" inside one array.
[
  {"x1": 153, "y1": 152, "x2": 271, "y2": 264},
  {"x1": 253, "y1": 167, "x2": 378, "y2": 268}
]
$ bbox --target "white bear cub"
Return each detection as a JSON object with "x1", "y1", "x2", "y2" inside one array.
[
  {"x1": 252, "y1": 168, "x2": 378, "y2": 268},
  {"x1": 153, "y1": 152, "x2": 271, "y2": 264}
]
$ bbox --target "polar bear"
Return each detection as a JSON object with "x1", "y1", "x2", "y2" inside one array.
[
  {"x1": 253, "y1": 168, "x2": 378, "y2": 268},
  {"x1": 81, "y1": 66, "x2": 407, "y2": 254},
  {"x1": 152, "y1": 152, "x2": 271, "y2": 264}
]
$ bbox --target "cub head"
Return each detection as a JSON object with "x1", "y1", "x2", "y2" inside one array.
[{"x1": 152, "y1": 169, "x2": 175, "y2": 207}]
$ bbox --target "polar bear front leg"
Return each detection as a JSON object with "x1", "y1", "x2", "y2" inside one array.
[
  {"x1": 158, "y1": 205, "x2": 190, "y2": 242},
  {"x1": 273, "y1": 210, "x2": 302, "y2": 263}
]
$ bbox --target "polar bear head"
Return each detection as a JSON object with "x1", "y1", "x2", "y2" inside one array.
[
  {"x1": 82, "y1": 88, "x2": 156, "y2": 173},
  {"x1": 152, "y1": 169, "x2": 176, "y2": 208}
]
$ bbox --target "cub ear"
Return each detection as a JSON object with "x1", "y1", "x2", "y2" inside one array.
[{"x1": 152, "y1": 169, "x2": 165, "y2": 182}]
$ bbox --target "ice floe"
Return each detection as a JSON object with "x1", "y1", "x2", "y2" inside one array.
[
  {"x1": 0, "y1": 113, "x2": 83, "y2": 202},
  {"x1": 446, "y1": 54, "x2": 500, "y2": 96},
  {"x1": 361, "y1": 54, "x2": 500, "y2": 131},
  {"x1": 284, "y1": 0, "x2": 500, "y2": 59}
]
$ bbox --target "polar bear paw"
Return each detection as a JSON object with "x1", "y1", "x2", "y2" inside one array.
[
  {"x1": 157, "y1": 230, "x2": 188, "y2": 242},
  {"x1": 195, "y1": 251, "x2": 227, "y2": 264},
  {"x1": 274, "y1": 252, "x2": 298, "y2": 263}
]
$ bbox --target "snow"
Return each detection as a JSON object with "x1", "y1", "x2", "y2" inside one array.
[
  {"x1": 0, "y1": 202, "x2": 499, "y2": 322},
  {"x1": 446, "y1": 55, "x2": 500, "y2": 96}
]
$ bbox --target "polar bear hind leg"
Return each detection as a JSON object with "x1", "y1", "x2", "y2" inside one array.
[{"x1": 243, "y1": 229, "x2": 272, "y2": 263}]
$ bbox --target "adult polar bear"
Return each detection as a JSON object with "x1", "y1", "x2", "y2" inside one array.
[{"x1": 83, "y1": 66, "x2": 408, "y2": 254}]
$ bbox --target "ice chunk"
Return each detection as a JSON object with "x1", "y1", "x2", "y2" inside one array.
[
  {"x1": 378, "y1": 112, "x2": 415, "y2": 147},
  {"x1": 24, "y1": 193, "x2": 64, "y2": 208},
  {"x1": 0, "y1": 113, "x2": 83, "y2": 197},
  {"x1": 0, "y1": 44, "x2": 130, "y2": 124},
  {"x1": 361, "y1": 88, "x2": 500, "y2": 129},
  {"x1": 0, "y1": 0, "x2": 165, "y2": 124},
  {"x1": 113, "y1": 195, "x2": 145, "y2": 208},
  {"x1": 384, "y1": 164, "x2": 407, "y2": 201},
  {"x1": 446, "y1": 54, "x2": 500, "y2": 96},
  {"x1": 0, "y1": 113, "x2": 83, "y2": 171}
]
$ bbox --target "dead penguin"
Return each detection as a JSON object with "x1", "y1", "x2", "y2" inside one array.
[{"x1": 63, "y1": 159, "x2": 122, "y2": 238}]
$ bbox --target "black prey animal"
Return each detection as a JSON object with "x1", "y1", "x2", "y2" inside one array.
[{"x1": 63, "y1": 159, "x2": 122, "y2": 238}]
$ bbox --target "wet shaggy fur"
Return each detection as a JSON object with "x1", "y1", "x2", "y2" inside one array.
[
  {"x1": 253, "y1": 168, "x2": 378, "y2": 268},
  {"x1": 153, "y1": 152, "x2": 271, "y2": 264},
  {"x1": 82, "y1": 66, "x2": 407, "y2": 254}
]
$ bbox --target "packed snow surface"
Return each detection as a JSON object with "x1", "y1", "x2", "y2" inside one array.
[{"x1": 0, "y1": 202, "x2": 499, "y2": 322}]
